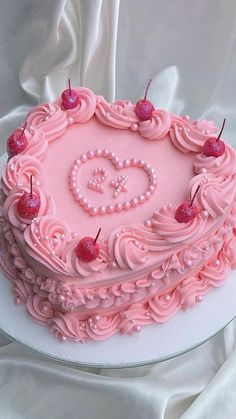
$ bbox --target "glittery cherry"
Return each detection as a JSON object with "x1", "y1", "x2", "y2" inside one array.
[
  {"x1": 76, "y1": 228, "x2": 101, "y2": 263},
  {"x1": 135, "y1": 79, "x2": 154, "y2": 121},
  {"x1": 61, "y1": 78, "x2": 80, "y2": 110},
  {"x1": 7, "y1": 122, "x2": 28, "y2": 157},
  {"x1": 175, "y1": 185, "x2": 201, "y2": 223},
  {"x1": 202, "y1": 118, "x2": 226, "y2": 157},
  {"x1": 17, "y1": 175, "x2": 40, "y2": 219}
]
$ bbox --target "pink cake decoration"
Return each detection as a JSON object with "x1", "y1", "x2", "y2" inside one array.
[{"x1": 68, "y1": 150, "x2": 157, "y2": 216}]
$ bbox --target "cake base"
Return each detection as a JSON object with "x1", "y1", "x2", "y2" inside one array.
[{"x1": 0, "y1": 267, "x2": 235, "y2": 368}]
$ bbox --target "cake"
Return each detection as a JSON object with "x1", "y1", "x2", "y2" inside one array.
[{"x1": 0, "y1": 82, "x2": 236, "y2": 343}]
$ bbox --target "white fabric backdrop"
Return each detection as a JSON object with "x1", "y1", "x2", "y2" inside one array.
[{"x1": 0, "y1": 0, "x2": 236, "y2": 417}]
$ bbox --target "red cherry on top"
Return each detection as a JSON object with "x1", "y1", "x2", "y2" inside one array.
[
  {"x1": 202, "y1": 118, "x2": 226, "y2": 157},
  {"x1": 135, "y1": 79, "x2": 155, "y2": 121},
  {"x1": 76, "y1": 228, "x2": 101, "y2": 263},
  {"x1": 61, "y1": 78, "x2": 80, "y2": 110},
  {"x1": 7, "y1": 122, "x2": 28, "y2": 157},
  {"x1": 175, "y1": 185, "x2": 201, "y2": 223},
  {"x1": 17, "y1": 175, "x2": 40, "y2": 219}
]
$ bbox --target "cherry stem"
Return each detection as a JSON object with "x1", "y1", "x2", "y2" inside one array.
[
  {"x1": 217, "y1": 118, "x2": 226, "y2": 140},
  {"x1": 144, "y1": 79, "x2": 152, "y2": 100},
  {"x1": 93, "y1": 228, "x2": 101, "y2": 244},
  {"x1": 68, "y1": 78, "x2": 71, "y2": 93},
  {"x1": 30, "y1": 175, "x2": 33, "y2": 198},
  {"x1": 19, "y1": 121, "x2": 27, "y2": 139},
  {"x1": 190, "y1": 184, "x2": 201, "y2": 206}
]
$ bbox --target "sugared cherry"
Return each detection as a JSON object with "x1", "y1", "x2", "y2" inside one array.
[
  {"x1": 175, "y1": 185, "x2": 201, "y2": 223},
  {"x1": 7, "y1": 122, "x2": 28, "y2": 157},
  {"x1": 203, "y1": 118, "x2": 226, "y2": 157},
  {"x1": 135, "y1": 79, "x2": 154, "y2": 121},
  {"x1": 17, "y1": 175, "x2": 40, "y2": 219},
  {"x1": 61, "y1": 78, "x2": 80, "y2": 110},
  {"x1": 76, "y1": 228, "x2": 101, "y2": 263}
]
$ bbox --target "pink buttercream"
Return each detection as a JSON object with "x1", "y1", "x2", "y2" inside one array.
[
  {"x1": 59, "y1": 87, "x2": 97, "y2": 123},
  {"x1": 26, "y1": 102, "x2": 68, "y2": 142},
  {"x1": 1, "y1": 155, "x2": 44, "y2": 196}
]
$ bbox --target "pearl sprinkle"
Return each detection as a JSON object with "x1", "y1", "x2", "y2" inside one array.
[
  {"x1": 110, "y1": 175, "x2": 128, "y2": 198},
  {"x1": 87, "y1": 168, "x2": 108, "y2": 194}
]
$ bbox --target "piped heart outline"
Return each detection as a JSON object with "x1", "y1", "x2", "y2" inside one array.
[{"x1": 68, "y1": 149, "x2": 157, "y2": 216}]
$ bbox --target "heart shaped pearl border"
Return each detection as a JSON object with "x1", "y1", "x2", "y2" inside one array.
[{"x1": 68, "y1": 149, "x2": 158, "y2": 216}]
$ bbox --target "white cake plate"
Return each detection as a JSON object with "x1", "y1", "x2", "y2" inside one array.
[{"x1": 0, "y1": 153, "x2": 236, "y2": 368}]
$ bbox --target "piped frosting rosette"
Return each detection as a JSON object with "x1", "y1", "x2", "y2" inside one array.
[
  {"x1": 95, "y1": 98, "x2": 138, "y2": 129},
  {"x1": 48, "y1": 313, "x2": 88, "y2": 342},
  {"x1": 24, "y1": 215, "x2": 71, "y2": 275},
  {"x1": 1, "y1": 155, "x2": 44, "y2": 196},
  {"x1": 58, "y1": 87, "x2": 97, "y2": 123},
  {"x1": 194, "y1": 145, "x2": 236, "y2": 177},
  {"x1": 26, "y1": 294, "x2": 54, "y2": 324},
  {"x1": 189, "y1": 174, "x2": 236, "y2": 218},
  {"x1": 149, "y1": 290, "x2": 180, "y2": 322},
  {"x1": 138, "y1": 110, "x2": 171, "y2": 140},
  {"x1": 108, "y1": 225, "x2": 151, "y2": 270},
  {"x1": 26, "y1": 102, "x2": 68, "y2": 142},
  {"x1": 199, "y1": 251, "x2": 231, "y2": 288},
  {"x1": 23, "y1": 130, "x2": 48, "y2": 161},
  {"x1": 170, "y1": 116, "x2": 214, "y2": 153},
  {"x1": 3, "y1": 186, "x2": 55, "y2": 229},
  {"x1": 151, "y1": 205, "x2": 207, "y2": 249},
  {"x1": 62, "y1": 238, "x2": 109, "y2": 277}
]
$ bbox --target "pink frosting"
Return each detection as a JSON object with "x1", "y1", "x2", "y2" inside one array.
[
  {"x1": 170, "y1": 117, "x2": 213, "y2": 153},
  {"x1": 26, "y1": 102, "x2": 68, "y2": 142},
  {"x1": 24, "y1": 216, "x2": 71, "y2": 275},
  {"x1": 58, "y1": 87, "x2": 97, "y2": 123},
  {"x1": 95, "y1": 99, "x2": 138, "y2": 129},
  {"x1": 3, "y1": 186, "x2": 55, "y2": 229},
  {"x1": 108, "y1": 226, "x2": 150, "y2": 269},
  {"x1": 1, "y1": 155, "x2": 45, "y2": 196},
  {"x1": 63, "y1": 238, "x2": 109, "y2": 277},
  {"x1": 151, "y1": 205, "x2": 207, "y2": 247},
  {"x1": 139, "y1": 110, "x2": 171, "y2": 141},
  {"x1": 23, "y1": 130, "x2": 48, "y2": 161}
]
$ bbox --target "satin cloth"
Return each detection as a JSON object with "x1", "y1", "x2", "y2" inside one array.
[{"x1": 0, "y1": 1, "x2": 236, "y2": 418}]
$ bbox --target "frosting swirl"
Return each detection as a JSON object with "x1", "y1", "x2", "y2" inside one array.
[
  {"x1": 151, "y1": 206, "x2": 207, "y2": 247},
  {"x1": 200, "y1": 252, "x2": 230, "y2": 287},
  {"x1": 194, "y1": 146, "x2": 236, "y2": 177},
  {"x1": 24, "y1": 216, "x2": 71, "y2": 275},
  {"x1": 26, "y1": 294, "x2": 54, "y2": 324},
  {"x1": 108, "y1": 226, "x2": 149, "y2": 269},
  {"x1": 190, "y1": 175, "x2": 236, "y2": 218},
  {"x1": 59, "y1": 87, "x2": 96, "y2": 123},
  {"x1": 149, "y1": 290, "x2": 180, "y2": 322},
  {"x1": 138, "y1": 110, "x2": 171, "y2": 140},
  {"x1": 63, "y1": 238, "x2": 109, "y2": 277},
  {"x1": 3, "y1": 186, "x2": 55, "y2": 229},
  {"x1": 23, "y1": 130, "x2": 48, "y2": 161},
  {"x1": 1, "y1": 155, "x2": 44, "y2": 196},
  {"x1": 170, "y1": 117, "x2": 210, "y2": 153},
  {"x1": 49, "y1": 313, "x2": 86, "y2": 342},
  {"x1": 26, "y1": 102, "x2": 68, "y2": 142},
  {"x1": 95, "y1": 98, "x2": 138, "y2": 129}
]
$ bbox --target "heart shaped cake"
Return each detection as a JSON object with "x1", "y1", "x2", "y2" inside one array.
[{"x1": 1, "y1": 85, "x2": 236, "y2": 343}]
